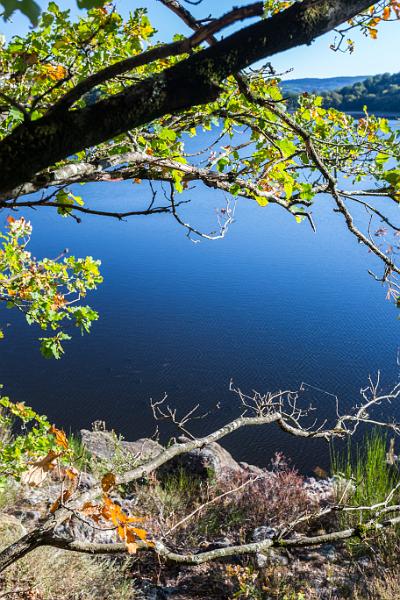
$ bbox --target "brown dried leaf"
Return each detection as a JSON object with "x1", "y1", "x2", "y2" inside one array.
[
  {"x1": 101, "y1": 472, "x2": 116, "y2": 493},
  {"x1": 49, "y1": 489, "x2": 73, "y2": 514},
  {"x1": 21, "y1": 451, "x2": 59, "y2": 487},
  {"x1": 49, "y1": 425, "x2": 69, "y2": 449}
]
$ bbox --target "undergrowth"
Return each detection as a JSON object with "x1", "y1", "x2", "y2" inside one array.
[{"x1": 331, "y1": 429, "x2": 400, "y2": 559}]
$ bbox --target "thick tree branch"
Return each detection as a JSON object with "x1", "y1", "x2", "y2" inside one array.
[
  {"x1": 48, "y1": 2, "x2": 263, "y2": 115},
  {"x1": 4, "y1": 503, "x2": 400, "y2": 569},
  {"x1": 0, "y1": 0, "x2": 374, "y2": 194}
]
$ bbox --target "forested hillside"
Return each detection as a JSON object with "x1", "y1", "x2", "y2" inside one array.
[{"x1": 321, "y1": 72, "x2": 400, "y2": 113}]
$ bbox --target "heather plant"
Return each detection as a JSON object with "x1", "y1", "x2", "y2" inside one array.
[{"x1": 192, "y1": 456, "x2": 316, "y2": 541}]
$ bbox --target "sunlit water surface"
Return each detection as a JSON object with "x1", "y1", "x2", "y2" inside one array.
[{"x1": 2, "y1": 124, "x2": 400, "y2": 473}]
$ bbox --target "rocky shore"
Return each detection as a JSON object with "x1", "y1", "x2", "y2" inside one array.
[{"x1": 0, "y1": 429, "x2": 378, "y2": 599}]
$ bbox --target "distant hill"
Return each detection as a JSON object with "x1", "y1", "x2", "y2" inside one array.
[
  {"x1": 321, "y1": 72, "x2": 400, "y2": 114},
  {"x1": 280, "y1": 76, "x2": 368, "y2": 95},
  {"x1": 281, "y1": 73, "x2": 400, "y2": 115}
]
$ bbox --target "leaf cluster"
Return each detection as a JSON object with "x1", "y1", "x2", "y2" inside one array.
[{"x1": 0, "y1": 216, "x2": 102, "y2": 358}]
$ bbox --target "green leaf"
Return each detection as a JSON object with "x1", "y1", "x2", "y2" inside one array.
[
  {"x1": 39, "y1": 333, "x2": 71, "y2": 360},
  {"x1": 77, "y1": 0, "x2": 105, "y2": 9}
]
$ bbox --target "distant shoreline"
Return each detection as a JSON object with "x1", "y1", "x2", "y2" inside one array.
[{"x1": 346, "y1": 111, "x2": 399, "y2": 119}]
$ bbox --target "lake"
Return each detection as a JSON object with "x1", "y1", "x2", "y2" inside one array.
[{"x1": 1, "y1": 124, "x2": 399, "y2": 474}]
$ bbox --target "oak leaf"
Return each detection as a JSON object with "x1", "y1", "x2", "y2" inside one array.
[
  {"x1": 49, "y1": 425, "x2": 69, "y2": 449},
  {"x1": 21, "y1": 451, "x2": 59, "y2": 487}
]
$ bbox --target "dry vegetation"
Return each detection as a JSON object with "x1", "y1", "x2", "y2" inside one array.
[{"x1": 0, "y1": 513, "x2": 135, "y2": 599}]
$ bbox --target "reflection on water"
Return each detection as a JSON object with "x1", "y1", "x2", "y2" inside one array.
[{"x1": 1, "y1": 127, "x2": 399, "y2": 473}]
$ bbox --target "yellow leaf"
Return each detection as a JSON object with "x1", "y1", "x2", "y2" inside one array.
[
  {"x1": 383, "y1": 6, "x2": 391, "y2": 19},
  {"x1": 254, "y1": 195, "x2": 269, "y2": 207},
  {"x1": 131, "y1": 527, "x2": 148, "y2": 541},
  {"x1": 41, "y1": 64, "x2": 67, "y2": 81}
]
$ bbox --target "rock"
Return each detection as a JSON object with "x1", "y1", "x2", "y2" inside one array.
[
  {"x1": 304, "y1": 477, "x2": 334, "y2": 502},
  {"x1": 256, "y1": 550, "x2": 289, "y2": 568},
  {"x1": 55, "y1": 514, "x2": 118, "y2": 544},
  {"x1": 9, "y1": 509, "x2": 41, "y2": 524},
  {"x1": 80, "y1": 430, "x2": 162, "y2": 465},
  {"x1": 159, "y1": 438, "x2": 243, "y2": 481},
  {"x1": 138, "y1": 584, "x2": 178, "y2": 599},
  {"x1": 302, "y1": 544, "x2": 338, "y2": 563},
  {"x1": 0, "y1": 513, "x2": 26, "y2": 545},
  {"x1": 357, "y1": 556, "x2": 371, "y2": 568},
  {"x1": 239, "y1": 462, "x2": 265, "y2": 477},
  {"x1": 251, "y1": 526, "x2": 288, "y2": 567},
  {"x1": 77, "y1": 472, "x2": 97, "y2": 490},
  {"x1": 252, "y1": 526, "x2": 278, "y2": 543}
]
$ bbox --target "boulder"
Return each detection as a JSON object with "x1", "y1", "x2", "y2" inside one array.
[
  {"x1": 81, "y1": 431, "x2": 253, "y2": 482},
  {"x1": 158, "y1": 438, "x2": 243, "y2": 481},
  {"x1": 80, "y1": 430, "x2": 162, "y2": 466}
]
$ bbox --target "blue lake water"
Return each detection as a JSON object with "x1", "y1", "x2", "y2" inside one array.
[{"x1": 1, "y1": 127, "x2": 400, "y2": 473}]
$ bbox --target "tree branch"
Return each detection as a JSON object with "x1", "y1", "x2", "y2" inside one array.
[{"x1": 0, "y1": 0, "x2": 374, "y2": 194}]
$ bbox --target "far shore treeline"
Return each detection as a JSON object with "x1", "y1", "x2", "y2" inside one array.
[{"x1": 283, "y1": 71, "x2": 400, "y2": 116}]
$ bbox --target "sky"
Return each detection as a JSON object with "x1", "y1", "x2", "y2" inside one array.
[{"x1": 1, "y1": 0, "x2": 399, "y2": 79}]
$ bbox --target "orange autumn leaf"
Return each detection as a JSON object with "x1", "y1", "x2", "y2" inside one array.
[
  {"x1": 130, "y1": 527, "x2": 148, "y2": 541},
  {"x1": 117, "y1": 525, "x2": 126, "y2": 539},
  {"x1": 49, "y1": 425, "x2": 69, "y2": 449},
  {"x1": 383, "y1": 6, "x2": 391, "y2": 19},
  {"x1": 52, "y1": 293, "x2": 66, "y2": 310},
  {"x1": 369, "y1": 27, "x2": 378, "y2": 39},
  {"x1": 101, "y1": 495, "x2": 125, "y2": 525},
  {"x1": 6, "y1": 216, "x2": 15, "y2": 224},
  {"x1": 126, "y1": 515, "x2": 145, "y2": 523},
  {"x1": 80, "y1": 502, "x2": 103, "y2": 523},
  {"x1": 64, "y1": 467, "x2": 78, "y2": 481},
  {"x1": 14, "y1": 402, "x2": 29, "y2": 416}
]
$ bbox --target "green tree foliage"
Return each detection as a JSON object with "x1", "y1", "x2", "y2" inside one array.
[
  {"x1": 0, "y1": 0, "x2": 399, "y2": 353},
  {"x1": 0, "y1": 216, "x2": 102, "y2": 358},
  {"x1": 0, "y1": 394, "x2": 71, "y2": 485},
  {"x1": 0, "y1": 0, "x2": 105, "y2": 26}
]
